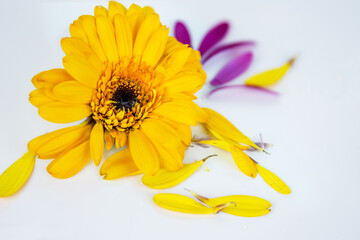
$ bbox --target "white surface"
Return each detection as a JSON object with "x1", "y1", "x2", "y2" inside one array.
[{"x1": 1, "y1": 0, "x2": 359, "y2": 239}]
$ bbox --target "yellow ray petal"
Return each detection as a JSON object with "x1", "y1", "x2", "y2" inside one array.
[
  {"x1": 104, "y1": 130, "x2": 114, "y2": 150},
  {"x1": 197, "y1": 140, "x2": 250, "y2": 151},
  {"x1": 47, "y1": 140, "x2": 91, "y2": 179},
  {"x1": 245, "y1": 57, "x2": 296, "y2": 87},
  {"x1": 230, "y1": 146, "x2": 257, "y2": 178},
  {"x1": 63, "y1": 55, "x2": 101, "y2": 89},
  {"x1": 156, "y1": 144, "x2": 183, "y2": 172},
  {"x1": 142, "y1": 155, "x2": 214, "y2": 189},
  {"x1": 29, "y1": 123, "x2": 92, "y2": 159},
  {"x1": 256, "y1": 164, "x2": 291, "y2": 194},
  {"x1": 133, "y1": 13, "x2": 161, "y2": 58},
  {"x1": 29, "y1": 89, "x2": 55, "y2": 108},
  {"x1": 94, "y1": 6, "x2": 108, "y2": 16},
  {"x1": 153, "y1": 193, "x2": 219, "y2": 214},
  {"x1": 188, "y1": 190, "x2": 271, "y2": 217},
  {"x1": 69, "y1": 20, "x2": 89, "y2": 45},
  {"x1": 114, "y1": 14, "x2": 133, "y2": 59},
  {"x1": 0, "y1": 152, "x2": 36, "y2": 197},
  {"x1": 96, "y1": 15, "x2": 119, "y2": 63},
  {"x1": 38, "y1": 102, "x2": 91, "y2": 124},
  {"x1": 53, "y1": 81, "x2": 93, "y2": 104},
  {"x1": 108, "y1": 1, "x2": 126, "y2": 20},
  {"x1": 163, "y1": 72, "x2": 205, "y2": 95},
  {"x1": 142, "y1": 26, "x2": 169, "y2": 67},
  {"x1": 202, "y1": 108, "x2": 262, "y2": 151},
  {"x1": 152, "y1": 101, "x2": 198, "y2": 126},
  {"x1": 31, "y1": 68, "x2": 73, "y2": 89},
  {"x1": 129, "y1": 129, "x2": 159, "y2": 176},
  {"x1": 90, "y1": 122, "x2": 104, "y2": 166},
  {"x1": 100, "y1": 148, "x2": 139, "y2": 180}
]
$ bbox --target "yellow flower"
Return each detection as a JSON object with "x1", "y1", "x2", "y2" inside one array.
[{"x1": 0, "y1": 1, "x2": 207, "y2": 197}]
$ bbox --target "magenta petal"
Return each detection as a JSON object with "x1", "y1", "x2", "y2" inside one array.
[
  {"x1": 198, "y1": 22, "x2": 229, "y2": 55},
  {"x1": 175, "y1": 21, "x2": 192, "y2": 47},
  {"x1": 202, "y1": 41, "x2": 255, "y2": 64},
  {"x1": 207, "y1": 85, "x2": 279, "y2": 102},
  {"x1": 210, "y1": 52, "x2": 253, "y2": 86}
]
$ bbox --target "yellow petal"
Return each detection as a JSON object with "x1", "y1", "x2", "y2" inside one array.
[
  {"x1": 100, "y1": 148, "x2": 139, "y2": 180},
  {"x1": 155, "y1": 144, "x2": 183, "y2": 172},
  {"x1": 63, "y1": 55, "x2": 101, "y2": 89},
  {"x1": 104, "y1": 130, "x2": 114, "y2": 150},
  {"x1": 31, "y1": 68, "x2": 73, "y2": 89},
  {"x1": 245, "y1": 57, "x2": 296, "y2": 87},
  {"x1": 38, "y1": 102, "x2": 91, "y2": 124},
  {"x1": 53, "y1": 81, "x2": 93, "y2": 104},
  {"x1": 69, "y1": 20, "x2": 89, "y2": 44},
  {"x1": 142, "y1": 26, "x2": 169, "y2": 67},
  {"x1": 256, "y1": 164, "x2": 291, "y2": 194},
  {"x1": 114, "y1": 14, "x2": 133, "y2": 59},
  {"x1": 90, "y1": 122, "x2": 104, "y2": 166},
  {"x1": 108, "y1": 1, "x2": 126, "y2": 20},
  {"x1": 152, "y1": 101, "x2": 198, "y2": 126},
  {"x1": 230, "y1": 146, "x2": 257, "y2": 178},
  {"x1": 163, "y1": 72, "x2": 205, "y2": 95},
  {"x1": 133, "y1": 13, "x2": 160, "y2": 58},
  {"x1": 129, "y1": 129, "x2": 159, "y2": 175},
  {"x1": 29, "y1": 123, "x2": 92, "y2": 159},
  {"x1": 29, "y1": 89, "x2": 55, "y2": 108},
  {"x1": 142, "y1": 156, "x2": 213, "y2": 189},
  {"x1": 153, "y1": 193, "x2": 219, "y2": 214},
  {"x1": 96, "y1": 15, "x2": 119, "y2": 63},
  {"x1": 0, "y1": 152, "x2": 36, "y2": 197},
  {"x1": 197, "y1": 140, "x2": 249, "y2": 151},
  {"x1": 202, "y1": 107, "x2": 261, "y2": 151},
  {"x1": 188, "y1": 190, "x2": 271, "y2": 217},
  {"x1": 94, "y1": 6, "x2": 108, "y2": 16},
  {"x1": 47, "y1": 140, "x2": 91, "y2": 179}
]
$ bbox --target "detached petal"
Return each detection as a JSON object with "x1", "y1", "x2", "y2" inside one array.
[
  {"x1": 0, "y1": 152, "x2": 36, "y2": 197},
  {"x1": 256, "y1": 164, "x2": 291, "y2": 194},
  {"x1": 198, "y1": 22, "x2": 229, "y2": 55},
  {"x1": 230, "y1": 146, "x2": 257, "y2": 178},
  {"x1": 210, "y1": 52, "x2": 253, "y2": 86},
  {"x1": 245, "y1": 57, "x2": 296, "y2": 87},
  {"x1": 174, "y1": 21, "x2": 192, "y2": 46}
]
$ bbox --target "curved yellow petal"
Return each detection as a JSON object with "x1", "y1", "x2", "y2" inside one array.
[
  {"x1": 202, "y1": 107, "x2": 261, "y2": 151},
  {"x1": 129, "y1": 129, "x2": 159, "y2": 176},
  {"x1": 104, "y1": 130, "x2": 114, "y2": 150},
  {"x1": 256, "y1": 164, "x2": 291, "y2": 194},
  {"x1": 96, "y1": 15, "x2": 119, "y2": 62},
  {"x1": 94, "y1": 5, "x2": 108, "y2": 16},
  {"x1": 230, "y1": 146, "x2": 257, "y2": 178},
  {"x1": 245, "y1": 57, "x2": 295, "y2": 87},
  {"x1": 198, "y1": 140, "x2": 250, "y2": 152},
  {"x1": 108, "y1": 1, "x2": 126, "y2": 20},
  {"x1": 142, "y1": 156, "x2": 213, "y2": 189},
  {"x1": 31, "y1": 69, "x2": 73, "y2": 89},
  {"x1": 29, "y1": 89, "x2": 55, "y2": 108},
  {"x1": 38, "y1": 102, "x2": 91, "y2": 124},
  {"x1": 69, "y1": 20, "x2": 89, "y2": 44},
  {"x1": 163, "y1": 72, "x2": 205, "y2": 95},
  {"x1": 114, "y1": 14, "x2": 133, "y2": 59},
  {"x1": 29, "y1": 123, "x2": 92, "y2": 159},
  {"x1": 0, "y1": 152, "x2": 36, "y2": 197},
  {"x1": 53, "y1": 81, "x2": 93, "y2": 104},
  {"x1": 47, "y1": 140, "x2": 91, "y2": 179},
  {"x1": 153, "y1": 193, "x2": 218, "y2": 214},
  {"x1": 90, "y1": 122, "x2": 104, "y2": 166},
  {"x1": 100, "y1": 148, "x2": 139, "y2": 180},
  {"x1": 142, "y1": 26, "x2": 169, "y2": 67},
  {"x1": 156, "y1": 144, "x2": 183, "y2": 172},
  {"x1": 153, "y1": 101, "x2": 198, "y2": 126},
  {"x1": 63, "y1": 55, "x2": 101, "y2": 89}
]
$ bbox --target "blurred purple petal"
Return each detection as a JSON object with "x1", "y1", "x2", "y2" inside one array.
[
  {"x1": 202, "y1": 41, "x2": 255, "y2": 64},
  {"x1": 198, "y1": 22, "x2": 229, "y2": 55},
  {"x1": 207, "y1": 85, "x2": 279, "y2": 102},
  {"x1": 175, "y1": 21, "x2": 192, "y2": 47},
  {"x1": 210, "y1": 52, "x2": 253, "y2": 86}
]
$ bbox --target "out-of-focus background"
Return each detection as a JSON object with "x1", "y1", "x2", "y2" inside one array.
[{"x1": 0, "y1": 0, "x2": 359, "y2": 239}]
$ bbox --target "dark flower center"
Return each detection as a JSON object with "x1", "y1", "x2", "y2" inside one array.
[{"x1": 111, "y1": 86, "x2": 138, "y2": 111}]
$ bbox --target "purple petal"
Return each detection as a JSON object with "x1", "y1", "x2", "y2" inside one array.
[
  {"x1": 198, "y1": 22, "x2": 229, "y2": 55},
  {"x1": 210, "y1": 52, "x2": 253, "y2": 86},
  {"x1": 207, "y1": 85, "x2": 279, "y2": 102},
  {"x1": 175, "y1": 21, "x2": 192, "y2": 47},
  {"x1": 202, "y1": 41, "x2": 255, "y2": 64}
]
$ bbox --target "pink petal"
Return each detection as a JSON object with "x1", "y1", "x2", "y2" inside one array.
[
  {"x1": 210, "y1": 52, "x2": 253, "y2": 86},
  {"x1": 198, "y1": 22, "x2": 229, "y2": 55},
  {"x1": 174, "y1": 21, "x2": 192, "y2": 47},
  {"x1": 207, "y1": 85, "x2": 279, "y2": 102},
  {"x1": 202, "y1": 41, "x2": 255, "y2": 64}
]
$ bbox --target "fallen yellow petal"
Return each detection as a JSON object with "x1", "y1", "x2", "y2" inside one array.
[
  {"x1": 256, "y1": 164, "x2": 291, "y2": 194},
  {"x1": 153, "y1": 193, "x2": 219, "y2": 214},
  {"x1": 142, "y1": 155, "x2": 215, "y2": 189},
  {"x1": 197, "y1": 140, "x2": 250, "y2": 151},
  {"x1": 230, "y1": 146, "x2": 257, "y2": 178},
  {"x1": 245, "y1": 57, "x2": 296, "y2": 87},
  {"x1": 0, "y1": 152, "x2": 36, "y2": 197}
]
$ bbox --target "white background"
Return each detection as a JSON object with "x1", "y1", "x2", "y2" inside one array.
[{"x1": 1, "y1": 0, "x2": 359, "y2": 239}]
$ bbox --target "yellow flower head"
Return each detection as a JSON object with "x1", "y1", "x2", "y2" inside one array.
[{"x1": 27, "y1": 1, "x2": 206, "y2": 178}]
